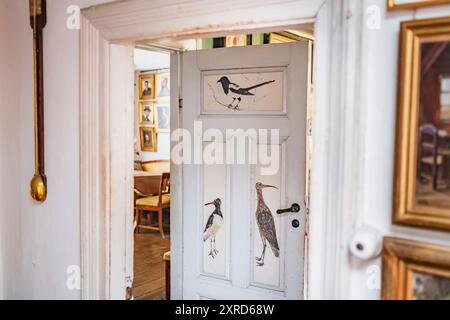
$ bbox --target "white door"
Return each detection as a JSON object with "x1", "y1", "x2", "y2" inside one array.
[{"x1": 181, "y1": 42, "x2": 310, "y2": 300}]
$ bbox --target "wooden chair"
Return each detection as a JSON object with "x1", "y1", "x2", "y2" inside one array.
[
  {"x1": 134, "y1": 172, "x2": 170, "y2": 239},
  {"x1": 418, "y1": 124, "x2": 443, "y2": 190}
]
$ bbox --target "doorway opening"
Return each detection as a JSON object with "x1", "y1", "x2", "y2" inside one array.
[
  {"x1": 130, "y1": 27, "x2": 314, "y2": 300},
  {"x1": 132, "y1": 48, "x2": 172, "y2": 300}
]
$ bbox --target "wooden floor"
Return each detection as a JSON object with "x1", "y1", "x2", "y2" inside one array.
[{"x1": 133, "y1": 230, "x2": 170, "y2": 300}]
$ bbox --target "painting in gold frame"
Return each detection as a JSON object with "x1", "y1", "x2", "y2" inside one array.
[
  {"x1": 388, "y1": 0, "x2": 450, "y2": 11},
  {"x1": 140, "y1": 127, "x2": 157, "y2": 152},
  {"x1": 382, "y1": 237, "x2": 450, "y2": 300},
  {"x1": 393, "y1": 17, "x2": 450, "y2": 231},
  {"x1": 138, "y1": 101, "x2": 155, "y2": 125},
  {"x1": 138, "y1": 73, "x2": 155, "y2": 100}
]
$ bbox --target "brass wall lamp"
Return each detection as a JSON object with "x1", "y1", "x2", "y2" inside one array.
[{"x1": 29, "y1": 0, "x2": 47, "y2": 202}]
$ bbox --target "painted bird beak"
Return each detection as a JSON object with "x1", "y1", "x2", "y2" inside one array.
[
  {"x1": 205, "y1": 201, "x2": 214, "y2": 206},
  {"x1": 263, "y1": 184, "x2": 278, "y2": 189}
]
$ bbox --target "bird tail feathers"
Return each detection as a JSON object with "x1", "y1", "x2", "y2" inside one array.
[{"x1": 244, "y1": 80, "x2": 275, "y2": 91}]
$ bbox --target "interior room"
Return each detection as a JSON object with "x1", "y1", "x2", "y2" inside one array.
[
  {"x1": 132, "y1": 48, "x2": 171, "y2": 300},
  {"x1": 415, "y1": 42, "x2": 450, "y2": 208}
]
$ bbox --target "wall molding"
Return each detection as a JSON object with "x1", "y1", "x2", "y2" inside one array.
[
  {"x1": 307, "y1": 0, "x2": 367, "y2": 299},
  {"x1": 83, "y1": 0, "x2": 324, "y2": 42},
  {"x1": 80, "y1": 15, "x2": 109, "y2": 299}
]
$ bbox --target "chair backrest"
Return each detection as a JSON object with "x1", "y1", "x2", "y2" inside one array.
[
  {"x1": 419, "y1": 123, "x2": 438, "y2": 164},
  {"x1": 160, "y1": 172, "x2": 170, "y2": 195},
  {"x1": 134, "y1": 173, "x2": 170, "y2": 207},
  {"x1": 156, "y1": 172, "x2": 170, "y2": 206}
]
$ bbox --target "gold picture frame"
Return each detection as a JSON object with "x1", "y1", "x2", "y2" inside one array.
[
  {"x1": 138, "y1": 73, "x2": 155, "y2": 100},
  {"x1": 382, "y1": 237, "x2": 450, "y2": 300},
  {"x1": 388, "y1": 0, "x2": 450, "y2": 11},
  {"x1": 138, "y1": 101, "x2": 155, "y2": 125},
  {"x1": 140, "y1": 127, "x2": 157, "y2": 152},
  {"x1": 393, "y1": 17, "x2": 450, "y2": 231}
]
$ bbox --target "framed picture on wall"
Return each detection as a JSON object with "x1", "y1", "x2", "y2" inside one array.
[
  {"x1": 393, "y1": 17, "x2": 450, "y2": 231},
  {"x1": 156, "y1": 105, "x2": 170, "y2": 132},
  {"x1": 140, "y1": 127, "x2": 157, "y2": 152},
  {"x1": 269, "y1": 33, "x2": 297, "y2": 44},
  {"x1": 382, "y1": 237, "x2": 450, "y2": 300},
  {"x1": 138, "y1": 101, "x2": 155, "y2": 125},
  {"x1": 225, "y1": 35, "x2": 247, "y2": 47},
  {"x1": 388, "y1": 0, "x2": 450, "y2": 11},
  {"x1": 138, "y1": 73, "x2": 155, "y2": 100},
  {"x1": 156, "y1": 72, "x2": 170, "y2": 99}
]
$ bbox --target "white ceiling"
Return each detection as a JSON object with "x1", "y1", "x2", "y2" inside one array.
[{"x1": 134, "y1": 48, "x2": 170, "y2": 71}]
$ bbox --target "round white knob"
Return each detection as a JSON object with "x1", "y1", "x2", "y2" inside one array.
[{"x1": 349, "y1": 226, "x2": 381, "y2": 260}]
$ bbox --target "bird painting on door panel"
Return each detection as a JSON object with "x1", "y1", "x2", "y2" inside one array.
[
  {"x1": 203, "y1": 198, "x2": 223, "y2": 258},
  {"x1": 207, "y1": 75, "x2": 276, "y2": 111},
  {"x1": 255, "y1": 182, "x2": 279, "y2": 267},
  {"x1": 216, "y1": 76, "x2": 275, "y2": 110}
]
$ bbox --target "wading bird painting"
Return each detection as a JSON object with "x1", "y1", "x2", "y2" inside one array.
[
  {"x1": 255, "y1": 182, "x2": 280, "y2": 267},
  {"x1": 203, "y1": 71, "x2": 284, "y2": 114},
  {"x1": 203, "y1": 198, "x2": 223, "y2": 259}
]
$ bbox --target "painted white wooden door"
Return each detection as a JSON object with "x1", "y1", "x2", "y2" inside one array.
[{"x1": 181, "y1": 42, "x2": 309, "y2": 300}]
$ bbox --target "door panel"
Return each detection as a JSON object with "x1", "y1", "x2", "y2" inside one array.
[
  {"x1": 182, "y1": 42, "x2": 309, "y2": 300},
  {"x1": 251, "y1": 143, "x2": 285, "y2": 290},
  {"x1": 201, "y1": 147, "x2": 230, "y2": 279}
]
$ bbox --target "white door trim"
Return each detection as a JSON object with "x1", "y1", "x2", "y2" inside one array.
[{"x1": 79, "y1": 0, "x2": 362, "y2": 300}]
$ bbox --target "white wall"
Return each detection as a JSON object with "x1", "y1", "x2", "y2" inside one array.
[
  {"x1": 344, "y1": 0, "x2": 450, "y2": 300},
  {"x1": 0, "y1": 0, "x2": 21, "y2": 299},
  {"x1": 0, "y1": 0, "x2": 117, "y2": 300}
]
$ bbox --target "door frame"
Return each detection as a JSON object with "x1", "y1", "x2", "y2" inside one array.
[{"x1": 80, "y1": 0, "x2": 367, "y2": 299}]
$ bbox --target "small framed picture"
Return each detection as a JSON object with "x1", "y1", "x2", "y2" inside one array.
[
  {"x1": 140, "y1": 127, "x2": 157, "y2": 152},
  {"x1": 382, "y1": 237, "x2": 450, "y2": 300},
  {"x1": 226, "y1": 35, "x2": 247, "y2": 47},
  {"x1": 139, "y1": 73, "x2": 155, "y2": 100},
  {"x1": 269, "y1": 33, "x2": 297, "y2": 44},
  {"x1": 138, "y1": 101, "x2": 155, "y2": 125},
  {"x1": 156, "y1": 72, "x2": 170, "y2": 99},
  {"x1": 156, "y1": 105, "x2": 170, "y2": 132},
  {"x1": 387, "y1": 0, "x2": 450, "y2": 11}
]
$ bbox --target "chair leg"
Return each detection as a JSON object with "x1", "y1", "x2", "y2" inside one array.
[
  {"x1": 432, "y1": 164, "x2": 438, "y2": 190},
  {"x1": 158, "y1": 208, "x2": 165, "y2": 239},
  {"x1": 136, "y1": 209, "x2": 140, "y2": 234}
]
